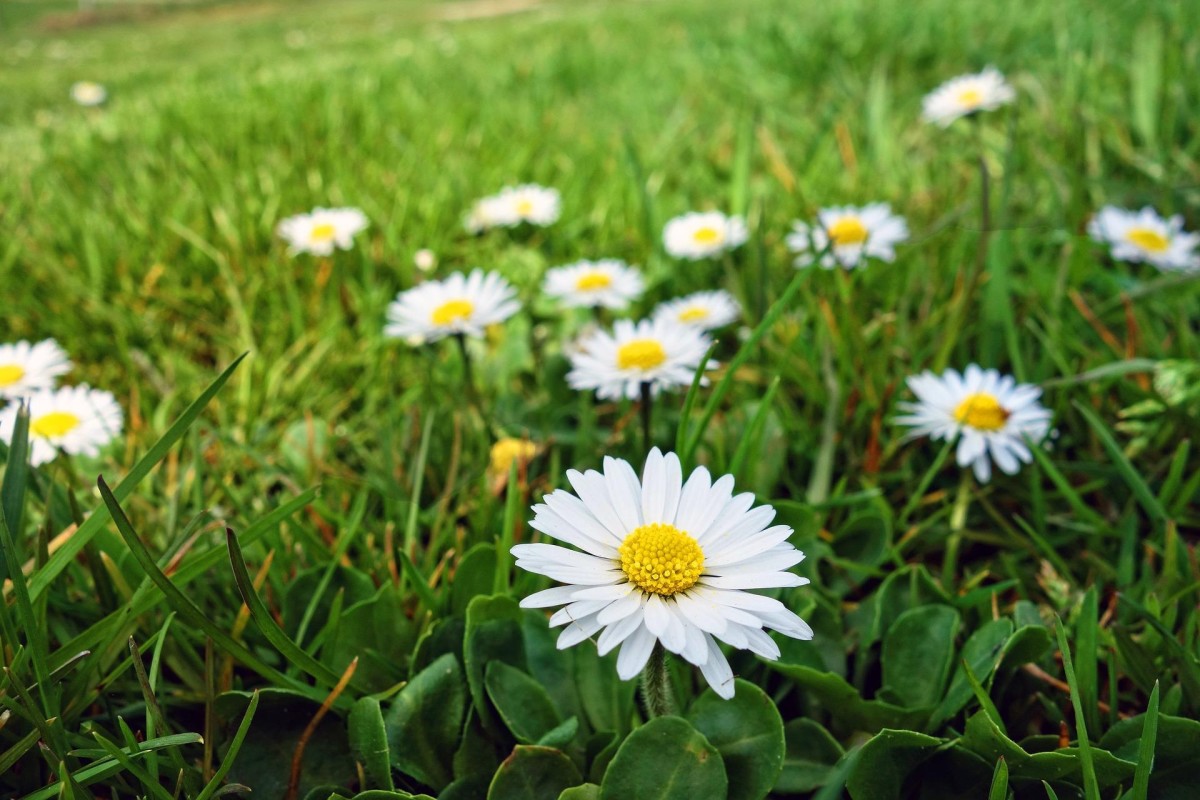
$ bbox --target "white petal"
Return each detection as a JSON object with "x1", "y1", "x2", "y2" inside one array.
[
  {"x1": 698, "y1": 637, "x2": 735, "y2": 699},
  {"x1": 519, "y1": 585, "x2": 580, "y2": 609},
  {"x1": 616, "y1": 624, "x2": 657, "y2": 680},
  {"x1": 597, "y1": 610, "x2": 645, "y2": 656}
]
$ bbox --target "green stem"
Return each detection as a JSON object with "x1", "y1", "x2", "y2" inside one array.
[
  {"x1": 640, "y1": 644, "x2": 675, "y2": 718},
  {"x1": 639, "y1": 381, "x2": 653, "y2": 453},
  {"x1": 942, "y1": 469, "x2": 974, "y2": 589},
  {"x1": 973, "y1": 118, "x2": 992, "y2": 280},
  {"x1": 453, "y1": 333, "x2": 499, "y2": 439}
]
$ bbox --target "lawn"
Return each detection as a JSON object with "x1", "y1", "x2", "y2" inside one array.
[{"x1": 1, "y1": 0, "x2": 1199, "y2": 797}]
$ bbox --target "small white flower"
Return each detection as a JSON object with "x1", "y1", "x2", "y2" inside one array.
[
  {"x1": 384, "y1": 269, "x2": 519, "y2": 344},
  {"x1": 921, "y1": 67, "x2": 1015, "y2": 127},
  {"x1": 1, "y1": 385, "x2": 123, "y2": 467},
  {"x1": 786, "y1": 203, "x2": 909, "y2": 270},
  {"x1": 413, "y1": 249, "x2": 438, "y2": 273},
  {"x1": 466, "y1": 185, "x2": 561, "y2": 232},
  {"x1": 70, "y1": 81, "x2": 107, "y2": 107},
  {"x1": 895, "y1": 364, "x2": 1053, "y2": 483},
  {"x1": 653, "y1": 290, "x2": 741, "y2": 331},
  {"x1": 276, "y1": 207, "x2": 368, "y2": 256},
  {"x1": 0, "y1": 340, "x2": 72, "y2": 401},
  {"x1": 513, "y1": 448, "x2": 814, "y2": 700},
  {"x1": 465, "y1": 195, "x2": 518, "y2": 233},
  {"x1": 566, "y1": 318, "x2": 714, "y2": 401},
  {"x1": 663, "y1": 211, "x2": 748, "y2": 260},
  {"x1": 543, "y1": 260, "x2": 644, "y2": 310},
  {"x1": 1087, "y1": 206, "x2": 1200, "y2": 273}
]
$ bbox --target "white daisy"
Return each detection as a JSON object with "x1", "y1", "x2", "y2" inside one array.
[
  {"x1": 786, "y1": 203, "x2": 909, "y2": 270},
  {"x1": 0, "y1": 340, "x2": 72, "y2": 401},
  {"x1": 653, "y1": 290, "x2": 741, "y2": 331},
  {"x1": 384, "y1": 269, "x2": 519, "y2": 344},
  {"x1": 70, "y1": 81, "x2": 107, "y2": 107},
  {"x1": 467, "y1": 185, "x2": 561, "y2": 232},
  {"x1": 513, "y1": 448, "x2": 813, "y2": 699},
  {"x1": 1, "y1": 385, "x2": 123, "y2": 467},
  {"x1": 1087, "y1": 206, "x2": 1200, "y2": 273},
  {"x1": 276, "y1": 207, "x2": 368, "y2": 256},
  {"x1": 662, "y1": 211, "x2": 748, "y2": 260},
  {"x1": 566, "y1": 318, "x2": 714, "y2": 401},
  {"x1": 543, "y1": 259, "x2": 644, "y2": 310},
  {"x1": 465, "y1": 195, "x2": 518, "y2": 233},
  {"x1": 921, "y1": 67, "x2": 1016, "y2": 127},
  {"x1": 895, "y1": 365, "x2": 1053, "y2": 483}
]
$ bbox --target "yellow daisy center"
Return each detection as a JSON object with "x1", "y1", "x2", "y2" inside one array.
[
  {"x1": 957, "y1": 87, "x2": 983, "y2": 107},
  {"x1": 515, "y1": 198, "x2": 535, "y2": 216},
  {"x1": 0, "y1": 364, "x2": 26, "y2": 387},
  {"x1": 953, "y1": 393, "x2": 1009, "y2": 431},
  {"x1": 678, "y1": 306, "x2": 709, "y2": 323},
  {"x1": 619, "y1": 522, "x2": 705, "y2": 596},
  {"x1": 827, "y1": 217, "x2": 869, "y2": 246},
  {"x1": 1126, "y1": 227, "x2": 1169, "y2": 253},
  {"x1": 490, "y1": 437, "x2": 537, "y2": 475},
  {"x1": 31, "y1": 411, "x2": 81, "y2": 439},
  {"x1": 575, "y1": 271, "x2": 613, "y2": 291},
  {"x1": 692, "y1": 226, "x2": 722, "y2": 244},
  {"x1": 309, "y1": 222, "x2": 337, "y2": 241},
  {"x1": 616, "y1": 339, "x2": 667, "y2": 371},
  {"x1": 431, "y1": 298, "x2": 475, "y2": 326}
]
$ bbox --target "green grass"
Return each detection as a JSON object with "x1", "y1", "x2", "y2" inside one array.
[{"x1": 2, "y1": 0, "x2": 1199, "y2": 797}]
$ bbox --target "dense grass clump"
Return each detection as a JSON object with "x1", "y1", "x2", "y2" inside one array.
[{"x1": 1, "y1": 0, "x2": 1198, "y2": 798}]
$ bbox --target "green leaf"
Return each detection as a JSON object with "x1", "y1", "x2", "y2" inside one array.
[
  {"x1": 485, "y1": 661, "x2": 562, "y2": 744},
  {"x1": 486, "y1": 746, "x2": 582, "y2": 800},
  {"x1": 197, "y1": 690, "x2": 260, "y2": 800},
  {"x1": 988, "y1": 757, "x2": 1009, "y2": 800},
  {"x1": 465, "y1": 594, "x2": 526, "y2": 734},
  {"x1": 558, "y1": 785, "x2": 601, "y2": 800},
  {"x1": 575, "y1": 647, "x2": 636, "y2": 735},
  {"x1": 765, "y1": 662, "x2": 928, "y2": 732},
  {"x1": 0, "y1": 400, "x2": 30, "y2": 581},
  {"x1": 880, "y1": 605, "x2": 961, "y2": 709},
  {"x1": 931, "y1": 618, "x2": 1013, "y2": 727},
  {"x1": 1099, "y1": 700, "x2": 1200, "y2": 798},
  {"x1": 1055, "y1": 618, "x2": 1100, "y2": 800},
  {"x1": 775, "y1": 718, "x2": 844, "y2": 794},
  {"x1": 687, "y1": 679, "x2": 784, "y2": 800},
  {"x1": 384, "y1": 653, "x2": 466, "y2": 791},
  {"x1": 537, "y1": 717, "x2": 581, "y2": 750},
  {"x1": 1075, "y1": 402, "x2": 1168, "y2": 524},
  {"x1": 1130, "y1": 681, "x2": 1158, "y2": 800},
  {"x1": 451, "y1": 543, "x2": 498, "y2": 616},
  {"x1": 599, "y1": 716, "x2": 728, "y2": 800},
  {"x1": 845, "y1": 729, "x2": 945, "y2": 800},
  {"x1": 349, "y1": 697, "x2": 394, "y2": 791}
]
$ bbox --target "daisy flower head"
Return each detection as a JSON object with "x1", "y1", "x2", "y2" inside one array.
[
  {"x1": 513, "y1": 448, "x2": 813, "y2": 699},
  {"x1": 70, "y1": 81, "x2": 107, "y2": 107},
  {"x1": 1087, "y1": 206, "x2": 1200, "y2": 273},
  {"x1": 662, "y1": 211, "x2": 748, "y2": 261},
  {"x1": 921, "y1": 67, "x2": 1016, "y2": 127},
  {"x1": 786, "y1": 203, "x2": 909, "y2": 270},
  {"x1": 384, "y1": 269, "x2": 519, "y2": 345},
  {"x1": 653, "y1": 290, "x2": 741, "y2": 331},
  {"x1": 465, "y1": 194, "x2": 519, "y2": 234},
  {"x1": 0, "y1": 339, "x2": 72, "y2": 402},
  {"x1": 895, "y1": 365, "x2": 1052, "y2": 483},
  {"x1": 543, "y1": 259, "x2": 645, "y2": 310},
  {"x1": 566, "y1": 318, "x2": 715, "y2": 401},
  {"x1": 496, "y1": 184, "x2": 561, "y2": 227},
  {"x1": 276, "y1": 207, "x2": 368, "y2": 256},
  {"x1": 1, "y1": 385, "x2": 123, "y2": 467}
]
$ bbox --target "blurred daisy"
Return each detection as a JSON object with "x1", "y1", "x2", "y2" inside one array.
[
  {"x1": 467, "y1": 185, "x2": 560, "y2": 231},
  {"x1": 566, "y1": 318, "x2": 714, "y2": 401},
  {"x1": 513, "y1": 448, "x2": 813, "y2": 699},
  {"x1": 490, "y1": 437, "x2": 539, "y2": 478},
  {"x1": 276, "y1": 207, "x2": 368, "y2": 256},
  {"x1": 786, "y1": 204, "x2": 909, "y2": 270},
  {"x1": 663, "y1": 212, "x2": 748, "y2": 260},
  {"x1": 653, "y1": 290, "x2": 741, "y2": 331},
  {"x1": 921, "y1": 67, "x2": 1015, "y2": 127},
  {"x1": 384, "y1": 269, "x2": 519, "y2": 344},
  {"x1": 1087, "y1": 206, "x2": 1200, "y2": 273},
  {"x1": 0, "y1": 340, "x2": 72, "y2": 401},
  {"x1": 413, "y1": 248, "x2": 437, "y2": 273},
  {"x1": 1, "y1": 385, "x2": 123, "y2": 467},
  {"x1": 70, "y1": 81, "x2": 107, "y2": 107},
  {"x1": 465, "y1": 195, "x2": 517, "y2": 233},
  {"x1": 895, "y1": 365, "x2": 1052, "y2": 483},
  {"x1": 543, "y1": 259, "x2": 644, "y2": 310}
]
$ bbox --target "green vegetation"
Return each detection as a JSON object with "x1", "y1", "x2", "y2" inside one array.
[{"x1": 2, "y1": 0, "x2": 1198, "y2": 797}]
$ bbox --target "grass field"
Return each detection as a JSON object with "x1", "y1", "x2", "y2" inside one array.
[{"x1": 2, "y1": 0, "x2": 1199, "y2": 797}]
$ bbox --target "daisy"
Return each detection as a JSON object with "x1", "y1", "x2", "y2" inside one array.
[
  {"x1": 513, "y1": 448, "x2": 813, "y2": 699},
  {"x1": 465, "y1": 195, "x2": 518, "y2": 234},
  {"x1": 543, "y1": 259, "x2": 644, "y2": 310},
  {"x1": 70, "y1": 81, "x2": 107, "y2": 107},
  {"x1": 0, "y1": 340, "x2": 72, "y2": 402},
  {"x1": 1, "y1": 385, "x2": 123, "y2": 467},
  {"x1": 466, "y1": 185, "x2": 561, "y2": 231},
  {"x1": 566, "y1": 318, "x2": 714, "y2": 401},
  {"x1": 895, "y1": 364, "x2": 1053, "y2": 483},
  {"x1": 653, "y1": 290, "x2": 741, "y2": 331},
  {"x1": 921, "y1": 67, "x2": 1016, "y2": 127},
  {"x1": 1087, "y1": 206, "x2": 1200, "y2": 273},
  {"x1": 786, "y1": 204, "x2": 909, "y2": 270},
  {"x1": 384, "y1": 269, "x2": 519, "y2": 344},
  {"x1": 276, "y1": 207, "x2": 368, "y2": 256},
  {"x1": 662, "y1": 211, "x2": 748, "y2": 260}
]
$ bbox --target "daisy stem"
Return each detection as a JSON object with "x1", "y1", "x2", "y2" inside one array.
[
  {"x1": 942, "y1": 470, "x2": 973, "y2": 588},
  {"x1": 639, "y1": 381, "x2": 653, "y2": 453},
  {"x1": 973, "y1": 117, "x2": 992, "y2": 278},
  {"x1": 454, "y1": 333, "x2": 499, "y2": 438},
  {"x1": 640, "y1": 643, "x2": 676, "y2": 718}
]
